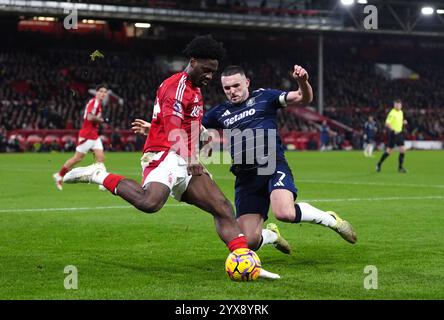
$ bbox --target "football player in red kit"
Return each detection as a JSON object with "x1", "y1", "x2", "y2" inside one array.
[
  {"x1": 53, "y1": 84, "x2": 108, "y2": 191},
  {"x1": 63, "y1": 36, "x2": 259, "y2": 267}
]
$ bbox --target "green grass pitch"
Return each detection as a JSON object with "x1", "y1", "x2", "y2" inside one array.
[{"x1": 0, "y1": 150, "x2": 443, "y2": 299}]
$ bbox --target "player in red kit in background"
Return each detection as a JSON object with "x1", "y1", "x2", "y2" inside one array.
[
  {"x1": 53, "y1": 84, "x2": 108, "y2": 191},
  {"x1": 62, "y1": 35, "x2": 269, "y2": 274}
]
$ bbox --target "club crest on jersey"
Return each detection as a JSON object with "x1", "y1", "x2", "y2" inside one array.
[
  {"x1": 193, "y1": 95, "x2": 199, "y2": 103},
  {"x1": 246, "y1": 97, "x2": 256, "y2": 107},
  {"x1": 173, "y1": 101, "x2": 183, "y2": 113}
]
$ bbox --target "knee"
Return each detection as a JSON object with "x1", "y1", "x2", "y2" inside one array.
[
  {"x1": 245, "y1": 231, "x2": 262, "y2": 251},
  {"x1": 135, "y1": 197, "x2": 163, "y2": 214},
  {"x1": 274, "y1": 207, "x2": 295, "y2": 222}
]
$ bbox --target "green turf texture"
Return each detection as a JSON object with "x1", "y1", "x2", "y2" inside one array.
[{"x1": 0, "y1": 151, "x2": 443, "y2": 299}]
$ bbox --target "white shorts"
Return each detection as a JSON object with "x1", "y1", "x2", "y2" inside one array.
[
  {"x1": 141, "y1": 151, "x2": 192, "y2": 201},
  {"x1": 76, "y1": 138, "x2": 103, "y2": 154}
]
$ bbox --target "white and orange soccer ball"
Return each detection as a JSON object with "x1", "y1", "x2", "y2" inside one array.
[{"x1": 225, "y1": 248, "x2": 261, "y2": 282}]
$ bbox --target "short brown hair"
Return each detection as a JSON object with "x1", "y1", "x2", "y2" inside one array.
[
  {"x1": 221, "y1": 65, "x2": 245, "y2": 77},
  {"x1": 96, "y1": 83, "x2": 108, "y2": 91}
]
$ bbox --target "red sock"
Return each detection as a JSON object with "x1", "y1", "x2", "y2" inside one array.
[
  {"x1": 58, "y1": 166, "x2": 69, "y2": 177},
  {"x1": 227, "y1": 235, "x2": 248, "y2": 252},
  {"x1": 103, "y1": 174, "x2": 125, "y2": 195}
]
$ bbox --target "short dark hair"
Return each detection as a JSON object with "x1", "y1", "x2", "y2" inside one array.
[
  {"x1": 221, "y1": 65, "x2": 245, "y2": 77},
  {"x1": 394, "y1": 99, "x2": 402, "y2": 104},
  {"x1": 96, "y1": 83, "x2": 108, "y2": 91},
  {"x1": 183, "y1": 34, "x2": 225, "y2": 61}
]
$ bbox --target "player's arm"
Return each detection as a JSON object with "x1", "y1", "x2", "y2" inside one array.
[
  {"x1": 385, "y1": 112, "x2": 393, "y2": 130},
  {"x1": 87, "y1": 112, "x2": 104, "y2": 123},
  {"x1": 131, "y1": 119, "x2": 151, "y2": 136},
  {"x1": 285, "y1": 65, "x2": 313, "y2": 107}
]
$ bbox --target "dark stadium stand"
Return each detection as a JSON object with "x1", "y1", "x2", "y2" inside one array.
[{"x1": 1, "y1": 26, "x2": 443, "y2": 152}]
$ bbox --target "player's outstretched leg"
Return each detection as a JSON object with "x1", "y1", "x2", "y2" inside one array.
[
  {"x1": 236, "y1": 214, "x2": 292, "y2": 254},
  {"x1": 63, "y1": 162, "x2": 170, "y2": 213},
  {"x1": 92, "y1": 148, "x2": 107, "y2": 190},
  {"x1": 271, "y1": 189, "x2": 357, "y2": 244},
  {"x1": 53, "y1": 151, "x2": 86, "y2": 190},
  {"x1": 182, "y1": 175, "x2": 280, "y2": 279},
  {"x1": 266, "y1": 223, "x2": 292, "y2": 254},
  {"x1": 181, "y1": 174, "x2": 247, "y2": 247}
]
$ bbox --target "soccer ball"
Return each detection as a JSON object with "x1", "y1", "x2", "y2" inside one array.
[{"x1": 225, "y1": 248, "x2": 261, "y2": 281}]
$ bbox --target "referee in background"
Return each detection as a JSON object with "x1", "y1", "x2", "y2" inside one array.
[{"x1": 376, "y1": 99, "x2": 408, "y2": 173}]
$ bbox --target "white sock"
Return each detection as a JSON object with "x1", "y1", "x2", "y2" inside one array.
[
  {"x1": 368, "y1": 144, "x2": 374, "y2": 155},
  {"x1": 297, "y1": 202, "x2": 337, "y2": 228},
  {"x1": 91, "y1": 169, "x2": 109, "y2": 185},
  {"x1": 260, "y1": 229, "x2": 278, "y2": 248}
]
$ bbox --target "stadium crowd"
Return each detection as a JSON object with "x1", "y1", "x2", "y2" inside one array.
[{"x1": 1, "y1": 31, "x2": 443, "y2": 152}]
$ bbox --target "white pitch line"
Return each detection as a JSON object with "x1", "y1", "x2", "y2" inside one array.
[
  {"x1": 2, "y1": 167, "x2": 443, "y2": 189},
  {"x1": 0, "y1": 203, "x2": 188, "y2": 213},
  {"x1": 298, "y1": 179, "x2": 444, "y2": 189},
  {"x1": 303, "y1": 195, "x2": 444, "y2": 203},
  {"x1": 1, "y1": 195, "x2": 443, "y2": 213},
  {"x1": 213, "y1": 176, "x2": 444, "y2": 189}
]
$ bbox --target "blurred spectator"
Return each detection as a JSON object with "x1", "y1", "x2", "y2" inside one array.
[{"x1": 320, "y1": 120, "x2": 331, "y2": 151}]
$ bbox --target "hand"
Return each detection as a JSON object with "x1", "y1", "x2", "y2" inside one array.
[
  {"x1": 131, "y1": 119, "x2": 151, "y2": 136},
  {"x1": 291, "y1": 65, "x2": 309, "y2": 82},
  {"x1": 202, "y1": 135, "x2": 213, "y2": 158},
  {"x1": 187, "y1": 163, "x2": 203, "y2": 176}
]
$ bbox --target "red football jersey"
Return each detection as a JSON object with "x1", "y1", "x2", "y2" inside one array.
[
  {"x1": 143, "y1": 71, "x2": 204, "y2": 157},
  {"x1": 79, "y1": 98, "x2": 102, "y2": 140}
]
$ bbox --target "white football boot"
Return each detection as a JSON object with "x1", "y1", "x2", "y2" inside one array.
[
  {"x1": 52, "y1": 173, "x2": 63, "y2": 191},
  {"x1": 63, "y1": 163, "x2": 106, "y2": 184}
]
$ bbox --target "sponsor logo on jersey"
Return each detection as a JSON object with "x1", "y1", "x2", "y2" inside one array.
[{"x1": 223, "y1": 108, "x2": 256, "y2": 127}]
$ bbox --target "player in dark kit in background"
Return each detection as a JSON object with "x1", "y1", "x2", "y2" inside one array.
[
  {"x1": 363, "y1": 115, "x2": 377, "y2": 157},
  {"x1": 202, "y1": 65, "x2": 357, "y2": 252},
  {"x1": 376, "y1": 99, "x2": 408, "y2": 173},
  {"x1": 62, "y1": 36, "x2": 259, "y2": 262}
]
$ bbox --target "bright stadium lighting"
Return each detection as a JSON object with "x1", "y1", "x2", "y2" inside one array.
[
  {"x1": 421, "y1": 7, "x2": 434, "y2": 15},
  {"x1": 437, "y1": 9, "x2": 444, "y2": 14},
  {"x1": 340, "y1": 0, "x2": 354, "y2": 5},
  {"x1": 135, "y1": 22, "x2": 151, "y2": 28},
  {"x1": 34, "y1": 16, "x2": 56, "y2": 21},
  {"x1": 357, "y1": 0, "x2": 368, "y2": 4}
]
